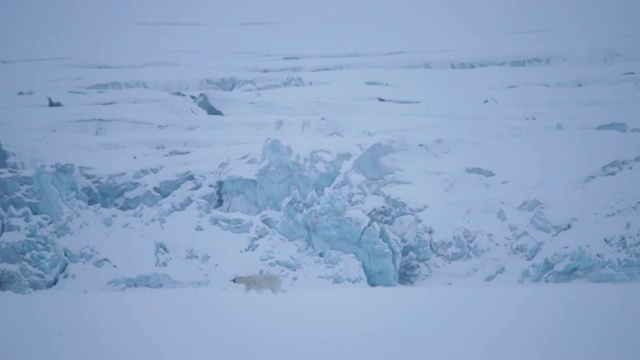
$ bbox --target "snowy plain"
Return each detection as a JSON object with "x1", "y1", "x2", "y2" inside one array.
[
  {"x1": 1, "y1": 0, "x2": 639, "y2": 358},
  {"x1": 2, "y1": 285, "x2": 640, "y2": 360}
]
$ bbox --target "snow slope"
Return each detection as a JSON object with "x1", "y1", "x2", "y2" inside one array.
[{"x1": 0, "y1": 0, "x2": 639, "y2": 292}]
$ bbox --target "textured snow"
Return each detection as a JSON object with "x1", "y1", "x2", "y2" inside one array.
[
  {"x1": 0, "y1": 0, "x2": 639, "y2": 294},
  {"x1": 1, "y1": 1, "x2": 639, "y2": 358}
]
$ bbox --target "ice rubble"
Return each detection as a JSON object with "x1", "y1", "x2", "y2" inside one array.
[
  {"x1": 0, "y1": 139, "x2": 639, "y2": 293},
  {"x1": 108, "y1": 273, "x2": 208, "y2": 290},
  {"x1": 85, "y1": 75, "x2": 307, "y2": 93}
]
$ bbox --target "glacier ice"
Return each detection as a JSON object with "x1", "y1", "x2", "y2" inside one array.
[
  {"x1": 0, "y1": 161, "x2": 209, "y2": 293},
  {"x1": 398, "y1": 252, "x2": 421, "y2": 284},
  {"x1": 214, "y1": 178, "x2": 259, "y2": 214},
  {"x1": 1, "y1": 138, "x2": 639, "y2": 293},
  {"x1": 30, "y1": 164, "x2": 80, "y2": 222},
  {"x1": 0, "y1": 239, "x2": 69, "y2": 292},
  {"x1": 0, "y1": 143, "x2": 9, "y2": 169},
  {"x1": 522, "y1": 236, "x2": 640, "y2": 283},
  {"x1": 84, "y1": 76, "x2": 305, "y2": 94},
  {"x1": 200, "y1": 139, "x2": 406, "y2": 286}
]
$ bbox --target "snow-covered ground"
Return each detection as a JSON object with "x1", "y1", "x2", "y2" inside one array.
[
  {"x1": 2, "y1": 284, "x2": 640, "y2": 360},
  {"x1": 1, "y1": 0, "x2": 638, "y2": 291},
  {"x1": 0, "y1": 0, "x2": 639, "y2": 357}
]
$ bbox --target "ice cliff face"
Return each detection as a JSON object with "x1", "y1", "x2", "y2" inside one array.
[{"x1": 1, "y1": 139, "x2": 639, "y2": 293}]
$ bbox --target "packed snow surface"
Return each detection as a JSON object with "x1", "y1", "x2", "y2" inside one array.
[{"x1": 2, "y1": 285, "x2": 640, "y2": 360}]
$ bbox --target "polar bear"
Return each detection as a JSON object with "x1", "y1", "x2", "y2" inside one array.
[{"x1": 231, "y1": 274, "x2": 286, "y2": 294}]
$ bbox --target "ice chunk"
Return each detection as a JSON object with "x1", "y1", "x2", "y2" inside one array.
[
  {"x1": 257, "y1": 190, "x2": 400, "y2": 286},
  {"x1": 194, "y1": 93, "x2": 223, "y2": 116},
  {"x1": 0, "y1": 176, "x2": 22, "y2": 212},
  {"x1": 530, "y1": 209, "x2": 552, "y2": 234},
  {"x1": 86, "y1": 81, "x2": 147, "y2": 91},
  {"x1": 521, "y1": 247, "x2": 640, "y2": 284},
  {"x1": 398, "y1": 252, "x2": 421, "y2": 285},
  {"x1": 107, "y1": 273, "x2": 208, "y2": 290},
  {"x1": 0, "y1": 239, "x2": 69, "y2": 293},
  {"x1": 0, "y1": 269, "x2": 28, "y2": 293},
  {"x1": 154, "y1": 173, "x2": 195, "y2": 198},
  {"x1": 601, "y1": 160, "x2": 626, "y2": 176},
  {"x1": 185, "y1": 249, "x2": 199, "y2": 261},
  {"x1": 430, "y1": 234, "x2": 478, "y2": 262},
  {"x1": 256, "y1": 139, "x2": 303, "y2": 210},
  {"x1": 215, "y1": 178, "x2": 259, "y2": 214},
  {"x1": 119, "y1": 190, "x2": 161, "y2": 211},
  {"x1": 212, "y1": 77, "x2": 249, "y2": 91},
  {"x1": 63, "y1": 247, "x2": 96, "y2": 264},
  {"x1": 465, "y1": 167, "x2": 495, "y2": 177},
  {"x1": 47, "y1": 97, "x2": 63, "y2": 107},
  {"x1": 496, "y1": 208, "x2": 507, "y2": 222},
  {"x1": 377, "y1": 97, "x2": 421, "y2": 104},
  {"x1": 29, "y1": 165, "x2": 82, "y2": 222},
  {"x1": 154, "y1": 242, "x2": 170, "y2": 267},
  {"x1": 528, "y1": 209, "x2": 572, "y2": 237},
  {"x1": 526, "y1": 242, "x2": 544, "y2": 261},
  {"x1": 282, "y1": 76, "x2": 306, "y2": 88},
  {"x1": 356, "y1": 223, "x2": 397, "y2": 286},
  {"x1": 353, "y1": 143, "x2": 395, "y2": 181},
  {"x1": 82, "y1": 181, "x2": 138, "y2": 208},
  {"x1": 596, "y1": 123, "x2": 628, "y2": 133},
  {"x1": 209, "y1": 215, "x2": 253, "y2": 234},
  {"x1": 484, "y1": 266, "x2": 505, "y2": 282},
  {"x1": 255, "y1": 140, "x2": 345, "y2": 211},
  {"x1": 307, "y1": 209, "x2": 363, "y2": 254},
  {"x1": 276, "y1": 257, "x2": 302, "y2": 271},
  {"x1": 0, "y1": 143, "x2": 9, "y2": 169},
  {"x1": 518, "y1": 199, "x2": 543, "y2": 212}
]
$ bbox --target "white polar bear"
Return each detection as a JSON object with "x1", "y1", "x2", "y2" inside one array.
[{"x1": 231, "y1": 274, "x2": 286, "y2": 294}]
